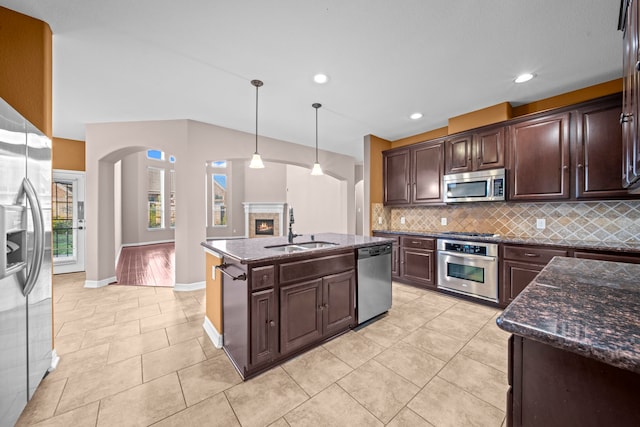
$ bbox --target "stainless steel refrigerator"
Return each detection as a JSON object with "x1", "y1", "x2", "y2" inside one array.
[{"x1": 0, "y1": 97, "x2": 52, "y2": 427}]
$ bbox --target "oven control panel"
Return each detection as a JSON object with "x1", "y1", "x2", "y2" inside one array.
[{"x1": 443, "y1": 241, "x2": 488, "y2": 256}]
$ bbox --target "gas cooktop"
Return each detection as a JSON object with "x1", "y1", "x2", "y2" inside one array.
[{"x1": 440, "y1": 231, "x2": 499, "y2": 237}]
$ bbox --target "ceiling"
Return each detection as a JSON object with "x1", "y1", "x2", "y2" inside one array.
[{"x1": 0, "y1": 0, "x2": 623, "y2": 161}]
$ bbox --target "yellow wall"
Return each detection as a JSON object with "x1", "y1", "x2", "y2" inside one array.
[
  {"x1": 205, "y1": 251, "x2": 223, "y2": 334},
  {"x1": 53, "y1": 137, "x2": 86, "y2": 171},
  {"x1": 0, "y1": 7, "x2": 52, "y2": 137}
]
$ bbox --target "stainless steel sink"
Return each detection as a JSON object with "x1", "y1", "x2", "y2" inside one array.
[{"x1": 265, "y1": 241, "x2": 337, "y2": 252}]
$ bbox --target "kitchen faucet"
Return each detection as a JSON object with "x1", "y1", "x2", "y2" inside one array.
[{"x1": 288, "y1": 207, "x2": 301, "y2": 243}]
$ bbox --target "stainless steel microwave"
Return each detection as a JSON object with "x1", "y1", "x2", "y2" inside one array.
[{"x1": 443, "y1": 168, "x2": 505, "y2": 203}]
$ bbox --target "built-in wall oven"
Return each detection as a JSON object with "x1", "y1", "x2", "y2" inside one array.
[{"x1": 437, "y1": 238, "x2": 498, "y2": 303}]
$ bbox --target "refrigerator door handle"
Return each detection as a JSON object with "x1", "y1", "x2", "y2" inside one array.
[{"x1": 17, "y1": 178, "x2": 44, "y2": 297}]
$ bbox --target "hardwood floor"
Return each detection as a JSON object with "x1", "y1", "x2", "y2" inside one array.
[{"x1": 115, "y1": 243, "x2": 174, "y2": 287}]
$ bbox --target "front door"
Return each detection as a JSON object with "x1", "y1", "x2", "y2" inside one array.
[{"x1": 52, "y1": 170, "x2": 85, "y2": 274}]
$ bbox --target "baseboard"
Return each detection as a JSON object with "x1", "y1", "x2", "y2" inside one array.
[
  {"x1": 84, "y1": 276, "x2": 116, "y2": 288},
  {"x1": 121, "y1": 239, "x2": 175, "y2": 248},
  {"x1": 174, "y1": 281, "x2": 206, "y2": 292},
  {"x1": 49, "y1": 349, "x2": 60, "y2": 372},
  {"x1": 203, "y1": 316, "x2": 223, "y2": 348}
]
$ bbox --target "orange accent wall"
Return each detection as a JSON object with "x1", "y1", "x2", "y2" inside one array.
[
  {"x1": 205, "y1": 251, "x2": 223, "y2": 334},
  {"x1": 0, "y1": 7, "x2": 52, "y2": 137},
  {"x1": 53, "y1": 138, "x2": 86, "y2": 171},
  {"x1": 392, "y1": 126, "x2": 449, "y2": 148},
  {"x1": 448, "y1": 102, "x2": 513, "y2": 134}
]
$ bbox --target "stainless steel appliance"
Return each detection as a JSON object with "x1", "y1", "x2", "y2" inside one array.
[
  {"x1": 443, "y1": 168, "x2": 505, "y2": 203},
  {"x1": 437, "y1": 238, "x2": 498, "y2": 302},
  {"x1": 0, "y1": 98, "x2": 53, "y2": 427},
  {"x1": 357, "y1": 244, "x2": 392, "y2": 324}
]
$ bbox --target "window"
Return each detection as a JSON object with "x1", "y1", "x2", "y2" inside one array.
[
  {"x1": 147, "y1": 149, "x2": 164, "y2": 161},
  {"x1": 212, "y1": 173, "x2": 227, "y2": 226},
  {"x1": 170, "y1": 170, "x2": 176, "y2": 227},
  {"x1": 52, "y1": 181, "x2": 74, "y2": 257},
  {"x1": 148, "y1": 167, "x2": 164, "y2": 228}
]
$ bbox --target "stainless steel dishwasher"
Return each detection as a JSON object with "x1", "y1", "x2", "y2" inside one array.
[{"x1": 357, "y1": 244, "x2": 392, "y2": 324}]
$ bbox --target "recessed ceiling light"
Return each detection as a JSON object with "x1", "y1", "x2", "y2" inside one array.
[
  {"x1": 313, "y1": 73, "x2": 329, "y2": 84},
  {"x1": 409, "y1": 112, "x2": 423, "y2": 120},
  {"x1": 515, "y1": 73, "x2": 535, "y2": 83}
]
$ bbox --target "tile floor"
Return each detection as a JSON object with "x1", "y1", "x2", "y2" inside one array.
[
  {"x1": 115, "y1": 243, "x2": 175, "y2": 287},
  {"x1": 17, "y1": 273, "x2": 509, "y2": 426}
]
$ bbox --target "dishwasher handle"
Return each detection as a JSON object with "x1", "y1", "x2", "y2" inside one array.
[{"x1": 358, "y1": 244, "x2": 392, "y2": 259}]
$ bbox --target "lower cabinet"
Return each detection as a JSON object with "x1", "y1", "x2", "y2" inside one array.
[
  {"x1": 399, "y1": 236, "x2": 436, "y2": 289},
  {"x1": 372, "y1": 232, "x2": 400, "y2": 277},
  {"x1": 250, "y1": 288, "x2": 277, "y2": 366}
]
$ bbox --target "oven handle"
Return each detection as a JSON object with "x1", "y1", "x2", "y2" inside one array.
[{"x1": 439, "y1": 250, "x2": 496, "y2": 262}]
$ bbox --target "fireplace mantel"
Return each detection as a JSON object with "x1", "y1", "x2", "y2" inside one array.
[{"x1": 243, "y1": 202, "x2": 287, "y2": 238}]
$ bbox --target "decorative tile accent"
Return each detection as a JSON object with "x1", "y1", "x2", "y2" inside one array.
[{"x1": 373, "y1": 200, "x2": 640, "y2": 243}]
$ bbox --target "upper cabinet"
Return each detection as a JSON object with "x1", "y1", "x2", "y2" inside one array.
[
  {"x1": 621, "y1": 0, "x2": 640, "y2": 190},
  {"x1": 383, "y1": 140, "x2": 444, "y2": 206},
  {"x1": 445, "y1": 126, "x2": 505, "y2": 174},
  {"x1": 508, "y1": 112, "x2": 571, "y2": 201}
]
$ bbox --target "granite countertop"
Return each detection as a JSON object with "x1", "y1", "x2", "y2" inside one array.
[
  {"x1": 201, "y1": 232, "x2": 394, "y2": 263},
  {"x1": 496, "y1": 256, "x2": 640, "y2": 374},
  {"x1": 372, "y1": 229, "x2": 640, "y2": 253}
]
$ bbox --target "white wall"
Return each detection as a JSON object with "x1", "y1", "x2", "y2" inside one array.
[
  {"x1": 285, "y1": 164, "x2": 347, "y2": 234},
  {"x1": 114, "y1": 160, "x2": 122, "y2": 262}
]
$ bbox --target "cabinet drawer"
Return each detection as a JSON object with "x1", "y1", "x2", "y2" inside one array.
[
  {"x1": 279, "y1": 252, "x2": 355, "y2": 285},
  {"x1": 373, "y1": 232, "x2": 400, "y2": 246},
  {"x1": 503, "y1": 245, "x2": 568, "y2": 264},
  {"x1": 251, "y1": 265, "x2": 275, "y2": 290},
  {"x1": 401, "y1": 236, "x2": 435, "y2": 250}
]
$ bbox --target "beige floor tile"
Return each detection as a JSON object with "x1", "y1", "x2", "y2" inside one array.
[
  {"x1": 406, "y1": 292, "x2": 458, "y2": 311},
  {"x1": 152, "y1": 393, "x2": 240, "y2": 427},
  {"x1": 52, "y1": 331, "x2": 85, "y2": 354},
  {"x1": 385, "y1": 304, "x2": 444, "y2": 331},
  {"x1": 268, "y1": 418, "x2": 290, "y2": 427},
  {"x1": 437, "y1": 354, "x2": 508, "y2": 410},
  {"x1": 56, "y1": 312, "x2": 115, "y2": 337},
  {"x1": 338, "y1": 360, "x2": 420, "y2": 423},
  {"x1": 96, "y1": 372, "x2": 185, "y2": 426},
  {"x1": 443, "y1": 303, "x2": 497, "y2": 323},
  {"x1": 53, "y1": 299, "x2": 79, "y2": 313},
  {"x1": 47, "y1": 343, "x2": 110, "y2": 381},
  {"x1": 402, "y1": 328, "x2": 466, "y2": 362},
  {"x1": 386, "y1": 407, "x2": 434, "y2": 427},
  {"x1": 322, "y1": 331, "x2": 385, "y2": 369},
  {"x1": 407, "y1": 376, "x2": 505, "y2": 427},
  {"x1": 80, "y1": 319, "x2": 140, "y2": 348},
  {"x1": 424, "y1": 313, "x2": 486, "y2": 341},
  {"x1": 392, "y1": 288, "x2": 423, "y2": 306},
  {"x1": 375, "y1": 341, "x2": 445, "y2": 387},
  {"x1": 392, "y1": 282, "x2": 429, "y2": 296},
  {"x1": 166, "y1": 319, "x2": 207, "y2": 345},
  {"x1": 142, "y1": 338, "x2": 206, "y2": 382},
  {"x1": 356, "y1": 318, "x2": 409, "y2": 348},
  {"x1": 140, "y1": 309, "x2": 188, "y2": 333},
  {"x1": 178, "y1": 355, "x2": 242, "y2": 406},
  {"x1": 31, "y1": 402, "x2": 99, "y2": 427},
  {"x1": 225, "y1": 367, "x2": 308, "y2": 427},
  {"x1": 197, "y1": 335, "x2": 224, "y2": 359},
  {"x1": 93, "y1": 298, "x2": 139, "y2": 315},
  {"x1": 53, "y1": 305, "x2": 97, "y2": 325},
  {"x1": 16, "y1": 378, "x2": 67, "y2": 426},
  {"x1": 476, "y1": 322, "x2": 512, "y2": 347},
  {"x1": 460, "y1": 336, "x2": 508, "y2": 373},
  {"x1": 114, "y1": 302, "x2": 161, "y2": 323},
  {"x1": 282, "y1": 346, "x2": 352, "y2": 396},
  {"x1": 56, "y1": 356, "x2": 142, "y2": 414},
  {"x1": 454, "y1": 301, "x2": 500, "y2": 317},
  {"x1": 284, "y1": 383, "x2": 382, "y2": 427},
  {"x1": 139, "y1": 292, "x2": 176, "y2": 308},
  {"x1": 107, "y1": 328, "x2": 169, "y2": 364}
]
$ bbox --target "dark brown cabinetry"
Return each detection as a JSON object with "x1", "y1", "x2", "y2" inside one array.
[
  {"x1": 508, "y1": 112, "x2": 571, "y2": 200},
  {"x1": 621, "y1": 0, "x2": 640, "y2": 190},
  {"x1": 399, "y1": 236, "x2": 436, "y2": 289},
  {"x1": 445, "y1": 126, "x2": 505, "y2": 174},
  {"x1": 250, "y1": 288, "x2": 277, "y2": 366},
  {"x1": 372, "y1": 232, "x2": 400, "y2": 277},
  {"x1": 383, "y1": 140, "x2": 444, "y2": 206},
  {"x1": 574, "y1": 250, "x2": 640, "y2": 264},
  {"x1": 501, "y1": 245, "x2": 568, "y2": 306},
  {"x1": 507, "y1": 335, "x2": 640, "y2": 427}
]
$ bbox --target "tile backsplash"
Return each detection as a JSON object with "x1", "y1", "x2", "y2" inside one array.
[{"x1": 372, "y1": 201, "x2": 640, "y2": 243}]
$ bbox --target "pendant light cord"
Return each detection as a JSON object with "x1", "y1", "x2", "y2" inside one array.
[
  {"x1": 255, "y1": 83, "x2": 259, "y2": 154},
  {"x1": 315, "y1": 107, "x2": 319, "y2": 162}
]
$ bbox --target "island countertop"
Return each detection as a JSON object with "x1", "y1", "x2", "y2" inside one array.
[
  {"x1": 201, "y1": 232, "x2": 394, "y2": 263},
  {"x1": 496, "y1": 256, "x2": 640, "y2": 374}
]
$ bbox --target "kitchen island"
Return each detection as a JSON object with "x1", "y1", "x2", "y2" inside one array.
[
  {"x1": 201, "y1": 233, "x2": 393, "y2": 379},
  {"x1": 496, "y1": 256, "x2": 640, "y2": 427}
]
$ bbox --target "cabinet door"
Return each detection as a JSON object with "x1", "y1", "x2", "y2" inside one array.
[
  {"x1": 391, "y1": 246, "x2": 399, "y2": 277},
  {"x1": 501, "y1": 260, "x2": 543, "y2": 305},
  {"x1": 445, "y1": 135, "x2": 473, "y2": 174},
  {"x1": 509, "y1": 112, "x2": 571, "y2": 200},
  {"x1": 576, "y1": 98, "x2": 628, "y2": 199},
  {"x1": 400, "y1": 247, "x2": 435, "y2": 288},
  {"x1": 412, "y1": 141, "x2": 444, "y2": 204},
  {"x1": 250, "y1": 289, "x2": 277, "y2": 366},
  {"x1": 574, "y1": 251, "x2": 640, "y2": 264},
  {"x1": 474, "y1": 127, "x2": 505, "y2": 171},
  {"x1": 383, "y1": 149, "x2": 410, "y2": 205},
  {"x1": 280, "y1": 279, "x2": 323, "y2": 355},
  {"x1": 322, "y1": 270, "x2": 356, "y2": 336},
  {"x1": 622, "y1": 0, "x2": 640, "y2": 189}
]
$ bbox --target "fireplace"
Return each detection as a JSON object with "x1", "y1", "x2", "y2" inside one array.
[{"x1": 255, "y1": 219, "x2": 274, "y2": 235}]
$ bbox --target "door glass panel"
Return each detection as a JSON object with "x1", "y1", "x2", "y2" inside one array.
[
  {"x1": 447, "y1": 262, "x2": 485, "y2": 283},
  {"x1": 52, "y1": 180, "x2": 74, "y2": 259}
]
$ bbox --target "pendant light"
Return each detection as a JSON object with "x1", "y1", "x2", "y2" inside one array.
[
  {"x1": 311, "y1": 103, "x2": 324, "y2": 176},
  {"x1": 249, "y1": 79, "x2": 265, "y2": 169}
]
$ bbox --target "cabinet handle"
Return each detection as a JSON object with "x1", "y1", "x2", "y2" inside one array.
[
  {"x1": 620, "y1": 112, "x2": 634, "y2": 124},
  {"x1": 577, "y1": 164, "x2": 583, "y2": 169},
  {"x1": 318, "y1": 305, "x2": 324, "y2": 311},
  {"x1": 269, "y1": 320, "x2": 275, "y2": 327},
  {"x1": 523, "y1": 253, "x2": 540, "y2": 257},
  {"x1": 563, "y1": 165, "x2": 569, "y2": 171},
  {"x1": 636, "y1": 60, "x2": 640, "y2": 71}
]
